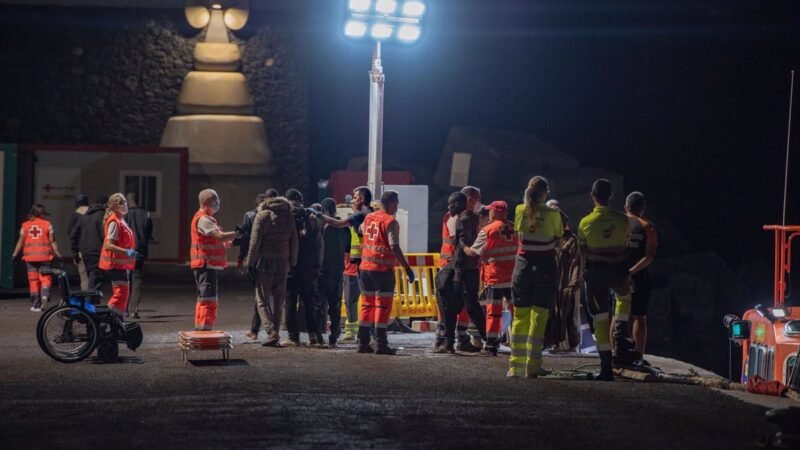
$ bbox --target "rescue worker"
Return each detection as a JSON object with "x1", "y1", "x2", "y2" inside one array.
[
  {"x1": 463, "y1": 201, "x2": 518, "y2": 355},
  {"x1": 578, "y1": 179, "x2": 631, "y2": 380},
  {"x1": 67, "y1": 194, "x2": 90, "y2": 290},
  {"x1": 239, "y1": 191, "x2": 270, "y2": 341},
  {"x1": 357, "y1": 190, "x2": 415, "y2": 355},
  {"x1": 98, "y1": 193, "x2": 137, "y2": 317},
  {"x1": 454, "y1": 186, "x2": 487, "y2": 348},
  {"x1": 507, "y1": 177, "x2": 563, "y2": 378},
  {"x1": 283, "y1": 189, "x2": 324, "y2": 347},
  {"x1": 318, "y1": 186, "x2": 373, "y2": 342},
  {"x1": 12, "y1": 204, "x2": 63, "y2": 311},
  {"x1": 70, "y1": 196, "x2": 107, "y2": 294},
  {"x1": 190, "y1": 189, "x2": 237, "y2": 331},
  {"x1": 624, "y1": 191, "x2": 657, "y2": 360},
  {"x1": 124, "y1": 192, "x2": 153, "y2": 319},
  {"x1": 435, "y1": 192, "x2": 483, "y2": 352},
  {"x1": 315, "y1": 198, "x2": 350, "y2": 348},
  {"x1": 544, "y1": 200, "x2": 583, "y2": 353},
  {"x1": 244, "y1": 193, "x2": 298, "y2": 347}
]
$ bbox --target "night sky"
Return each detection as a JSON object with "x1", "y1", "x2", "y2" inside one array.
[{"x1": 304, "y1": 0, "x2": 800, "y2": 270}]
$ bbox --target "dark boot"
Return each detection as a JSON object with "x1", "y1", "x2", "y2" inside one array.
[
  {"x1": 457, "y1": 338, "x2": 481, "y2": 353},
  {"x1": 374, "y1": 328, "x2": 396, "y2": 355},
  {"x1": 613, "y1": 335, "x2": 642, "y2": 367},
  {"x1": 593, "y1": 350, "x2": 614, "y2": 381},
  {"x1": 357, "y1": 326, "x2": 373, "y2": 353}
]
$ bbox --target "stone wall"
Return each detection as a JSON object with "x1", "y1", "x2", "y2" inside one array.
[{"x1": 0, "y1": 5, "x2": 309, "y2": 191}]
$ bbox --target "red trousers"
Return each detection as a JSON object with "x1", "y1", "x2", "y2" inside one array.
[
  {"x1": 26, "y1": 262, "x2": 52, "y2": 304},
  {"x1": 193, "y1": 268, "x2": 219, "y2": 330},
  {"x1": 107, "y1": 269, "x2": 130, "y2": 315},
  {"x1": 484, "y1": 286, "x2": 513, "y2": 349},
  {"x1": 358, "y1": 269, "x2": 395, "y2": 328}
]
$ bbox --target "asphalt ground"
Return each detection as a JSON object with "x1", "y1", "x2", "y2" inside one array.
[{"x1": 0, "y1": 278, "x2": 783, "y2": 449}]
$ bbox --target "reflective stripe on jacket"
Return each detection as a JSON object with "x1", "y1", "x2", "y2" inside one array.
[
  {"x1": 359, "y1": 210, "x2": 397, "y2": 272},
  {"x1": 514, "y1": 203, "x2": 563, "y2": 256},
  {"x1": 99, "y1": 214, "x2": 136, "y2": 271},
  {"x1": 21, "y1": 218, "x2": 53, "y2": 262},
  {"x1": 578, "y1": 206, "x2": 629, "y2": 263},
  {"x1": 481, "y1": 219, "x2": 518, "y2": 286},
  {"x1": 190, "y1": 209, "x2": 227, "y2": 270}
]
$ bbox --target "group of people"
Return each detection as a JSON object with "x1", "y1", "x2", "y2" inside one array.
[
  {"x1": 429, "y1": 177, "x2": 657, "y2": 380},
  {"x1": 192, "y1": 186, "x2": 415, "y2": 354},
  {"x1": 14, "y1": 176, "x2": 657, "y2": 379},
  {"x1": 13, "y1": 192, "x2": 153, "y2": 317}
]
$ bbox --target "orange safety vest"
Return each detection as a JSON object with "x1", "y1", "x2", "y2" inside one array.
[
  {"x1": 190, "y1": 209, "x2": 228, "y2": 270},
  {"x1": 481, "y1": 219, "x2": 518, "y2": 287},
  {"x1": 359, "y1": 210, "x2": 398, "y2": 272},
  {"x1": 439, "y1": 212, "x2": 455, "y2": 269},
  {"x1": 99, "y1": 214, "x2": 136, "y2": 271},
  {"x1": 21, "y1": 218, "x2": 54, "y2": 262}
]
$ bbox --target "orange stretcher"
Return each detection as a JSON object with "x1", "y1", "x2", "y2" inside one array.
[{"x1": 178, "y1": 330, "x2": 232, "y2": 364}]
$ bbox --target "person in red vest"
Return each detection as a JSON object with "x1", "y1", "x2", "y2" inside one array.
[
  {"x1": 357, "y1": 190, "x2": 415, "y2": 355},
  {"x1": 12, "y1": 204, "x2": 63, "y2": 312},
  {"x1": 464, "y1": 201, "x2": 518, "y2": 355},
  {"x1": 190, "y1": 189, "x2": 238, "y2": 331},
  {"x1": 98, "y1": 193, "x2": 138, "y2": 316}
]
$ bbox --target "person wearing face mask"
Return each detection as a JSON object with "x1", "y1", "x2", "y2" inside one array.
[
  {"x1": 454, "y1": 186, "x2": 488, "y2": 348},
  {"x1": 98, "y1": 193, "x2": 137, "y2": 318},
  {"x1": 12, "y1": 204, "x2": 63, "y2": 312},
  {"x1": 190, "y1": 189, "x2": 238, "y2": 331}
]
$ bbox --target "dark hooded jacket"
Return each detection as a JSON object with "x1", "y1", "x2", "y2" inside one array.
[
  {"x1": 69, "y1": 205, "x2": 105, "y2": 257},
  {"x1": 244, "y1": 197, "x2": 298, "y2": 268},
  {"x1": 289, "y1": 201, "x2": 324, "y2": 274}
]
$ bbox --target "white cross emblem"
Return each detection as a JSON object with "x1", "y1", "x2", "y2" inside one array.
[
  {"x1": 366, "y1": 222, "x2": 379, "y2": 242},
  {"x1": 28, "y1": 225, "x2": 43, "y2": 240}
]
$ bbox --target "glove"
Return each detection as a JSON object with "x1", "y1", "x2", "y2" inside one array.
[
  {"x1": 235, "y1": 223, "x2": 243, "y2": 234},
  {"x1": 126, "y1": 249, "x2": 139, "y2": 259},
  {"x1": 405, "y1": 267, "x2": 416, "y2": 284}
]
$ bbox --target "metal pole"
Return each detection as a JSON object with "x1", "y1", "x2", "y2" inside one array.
[
  {"x1": 782, "y1": 70, "x2": 795, "y2": 226},
  {"x1": 367, "y1": 40, "x2": 385, "y2": 198}
]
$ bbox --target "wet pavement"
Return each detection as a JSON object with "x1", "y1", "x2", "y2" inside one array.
[{"x1": 0, "y1": 279, "x2": 783, "y2": 449}]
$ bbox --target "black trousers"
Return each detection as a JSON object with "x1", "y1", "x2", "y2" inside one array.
[
  {"x1": 316, "y1": 272, "x2": 344, "y2": 343},
  {"x1": 437, "y1": 267, "x2": 486, "y2": 343},
  {"x1": 286, "y1": 271, "x2": 319, "y2": 340},
  {"x1": 82, "y1": 253, "x2": 106, "y2": 301}
]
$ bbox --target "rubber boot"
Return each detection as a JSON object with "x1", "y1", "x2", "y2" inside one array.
[
  {"x1": 357, "y1": 326, "x2": 373, "y2": 353},
  {"x1": 374, "y1": 328, "x2": 396, "y2": 355},
  {"x1": 592, "y1": 350, "x2": 614, "y2": 381}
]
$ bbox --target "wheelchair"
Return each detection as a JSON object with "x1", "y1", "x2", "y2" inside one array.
[{"x1": 36, "y1": 268, "x2": 143, "y2": 363}]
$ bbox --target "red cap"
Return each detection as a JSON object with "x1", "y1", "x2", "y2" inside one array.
[{"x1": 486, "y1": 201, "x2": 507, "y2": 212}]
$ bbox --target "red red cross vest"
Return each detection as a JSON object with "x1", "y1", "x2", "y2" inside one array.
[
  {"x1": 99, "y1": 214, "x2": 136, "y2": 270},
  {"x1": 481, "y1": 220, "x2": 518, "y2": 287},
  {"x1": 359, "y1": 210, "x2": 398, "y2": 272},
  {"x1": 21, "y1": 218, "x2": 53, "y2": 263},
  {"x1": 190, "y1": 210, "x2": 227, "y2": 270}
]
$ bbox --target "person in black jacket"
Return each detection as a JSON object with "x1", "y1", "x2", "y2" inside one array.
[
  {"x1": 67, "y1": 194, "x2": 90, "y2": 290},
  {"x1": 69, "y1": 196, "x2": 107, "y2": 295},
  {"x1": 315, "y1": 198, "x2": 349, "y2": 348},
  {"x1": 124, "y1": 192, "x2": 153, "y2": 319},
  {"x1": 282, "y1": 189, "x2": 324, "y2": 347}
]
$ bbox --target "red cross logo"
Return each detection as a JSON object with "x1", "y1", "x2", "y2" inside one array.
[
  {"x1": 44, "y1": 183, "x2": 52, "y2": 193},
  {"x1": 28, "y1": 225, "x2": 43, "y2": 239},
  {"x1": 366, "y1": 222, "x2": 379, "y2": 242},
  {"x1": 500, "y1": 224, "x2": 515, "y2": 242}
]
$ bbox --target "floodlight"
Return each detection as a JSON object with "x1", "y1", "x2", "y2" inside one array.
[
  {"x1": 349, "y1": 0, "x2": 371, "y2": 13},
  {"x1": 375, "y1": 0, "x2": 397, "y2": 15},
  {"x1": 344, "y1": 20, "x2": 368, "y2": 38},
  {"x1": 397, "y1": 24, "x2": 421, "y2": 42},
  {"x1": 402, "y1": 1, "x2": 425, "y2": 17},
  {"x1": 370, "y1": 23, "x2": 393, "y2": 40},
  {"x1": 211, "y1": 3, "x2": 222, "y2": 9},
  {"x1": 772, "y1": 307, "x2": 787, "y2": 318}
]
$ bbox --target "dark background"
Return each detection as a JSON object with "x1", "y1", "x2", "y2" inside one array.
[{"x1": 305, "y1": 0, "x2": 800, "y2": 271}]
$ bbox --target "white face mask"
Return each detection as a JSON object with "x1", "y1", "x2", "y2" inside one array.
[
  {"x1": 211, "y1": 201, "x2": 221, "y2": 214},
  {"x1": 473, "y1": 202, "x2": 483, "y2": 214}
]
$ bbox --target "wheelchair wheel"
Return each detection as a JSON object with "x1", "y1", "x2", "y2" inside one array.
[
  {"x1": 37, "y1": 305, "x2": 98, "y2": 363},
  {"x1": 97, "y1": 339, "x2": 119, "y2": 363}
]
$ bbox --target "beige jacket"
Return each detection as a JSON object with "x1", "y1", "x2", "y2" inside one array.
[{"x1": 244, "y1": 197, "x2": 298, "y2": 267}]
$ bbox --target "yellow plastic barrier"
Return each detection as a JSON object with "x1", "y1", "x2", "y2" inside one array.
[{"x1": 341, "y1": 253, "x2": 440, "y2": 320}]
